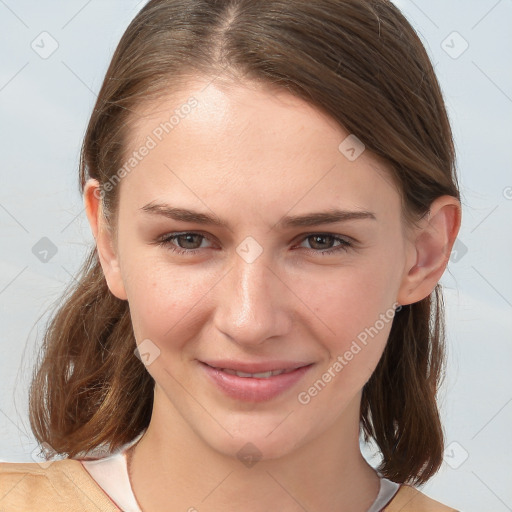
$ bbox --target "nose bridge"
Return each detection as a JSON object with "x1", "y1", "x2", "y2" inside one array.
[{"x1": 214, "y1": 248, "x2": 290, "y2": 345}]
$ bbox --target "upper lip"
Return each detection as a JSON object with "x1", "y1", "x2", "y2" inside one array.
[{"x1": 201, "y1": 360, "x2": 312, "y2": 373}]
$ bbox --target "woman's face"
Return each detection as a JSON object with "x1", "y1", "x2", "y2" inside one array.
[{"x1": 97, "y1": 77, "x2": 418, "y2": 459}]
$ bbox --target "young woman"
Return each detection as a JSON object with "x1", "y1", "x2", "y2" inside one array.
[{"x1": 0, "y1": 0, "x2": 462, "y2": 510}]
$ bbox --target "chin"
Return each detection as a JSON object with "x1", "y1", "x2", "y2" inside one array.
[{"x1": 197, "y1": 419, "x2": 309, "y2": 464}]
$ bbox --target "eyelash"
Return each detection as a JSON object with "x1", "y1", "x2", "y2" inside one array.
[{"x1": 155, "y1": 232, "x2": 354, "y2": 256}]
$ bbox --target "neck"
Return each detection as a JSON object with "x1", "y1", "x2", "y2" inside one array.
[{"x1": 128, "y1": 386, "x2": 380, "y2": 512}]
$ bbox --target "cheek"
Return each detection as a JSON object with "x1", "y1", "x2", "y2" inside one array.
[
  {"x1": 292, "y1": 268, "x2": 398, "y2": 410},
  {"x1": 290, "y1": 255, "x2": 401, "y2": 382},
  {"x1": 122, "y1": 257, "x2": 211, "y2": 343},
  {"x1": 294, "y1": 261, "x2": 399, "y2": 339}
]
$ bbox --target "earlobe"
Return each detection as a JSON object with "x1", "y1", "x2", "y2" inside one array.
[
  {"x1": 83, "y1": 179, "x2": 128, "y2": 301},
  {"x1": 397, "y1": 195, "x2": 461, "y2": 306}
]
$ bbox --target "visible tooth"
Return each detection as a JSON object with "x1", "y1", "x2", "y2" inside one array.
[
  {"x1": 220, "y1": 368, "x2": 289, "y2": 378},
  {"x1": 238, "y1": 370, "x2": 262, "y2": 378},
  {"x1": 249, "y1": 371, "x2": 274, "y2": 378}
]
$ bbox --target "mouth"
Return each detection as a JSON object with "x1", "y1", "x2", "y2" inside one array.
[
  {"x1": 206, "y1": 365, "x2": 302, "y2": 379},
  {"x1": 199, "y1": 361, "x2": 314, "y2": 402}
]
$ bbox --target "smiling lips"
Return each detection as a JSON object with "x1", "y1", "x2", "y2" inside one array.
[
  {"x1": 200, "y1": 360, "x2": 314, "y2": 402},
  {"x1": 220, "y1": 367, "x2": 297, "y2": 378}
]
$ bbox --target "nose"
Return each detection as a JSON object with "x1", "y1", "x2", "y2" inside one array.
[{"x1": 213, "y1": 250, "x2": 293, "y2": 347}]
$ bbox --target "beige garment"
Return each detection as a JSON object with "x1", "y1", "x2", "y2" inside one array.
[{"x1": 0, "y1": 459, "x2": 459, "y2": 511}]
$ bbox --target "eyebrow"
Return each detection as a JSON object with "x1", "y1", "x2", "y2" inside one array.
[{"x1": 139, "y1": 202, "x2": 376, "y2": 229}]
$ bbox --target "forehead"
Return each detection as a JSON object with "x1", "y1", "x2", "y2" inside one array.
[
  {"x1": 126, "y1": 76, "x2": 345, "y2": 155},
  {"x1": 118, "y1": 77, "x2": 400, "y2": 220}
]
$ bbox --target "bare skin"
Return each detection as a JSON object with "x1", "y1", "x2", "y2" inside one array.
[{"x1": 84, "y1": 75, "x2": 461, "y2": 511}]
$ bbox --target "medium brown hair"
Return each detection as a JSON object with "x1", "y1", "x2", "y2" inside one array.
[{"x1": 29, "y1": 0, "x2": 459, "y2": 485}]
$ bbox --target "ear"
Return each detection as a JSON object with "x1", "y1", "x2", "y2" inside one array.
[
  {"x1": 397, "y1": 195, "x2": 461, "y2": 306},
  {"x1": 83, "y1": 179, "x2": 127, "y2": 301}
]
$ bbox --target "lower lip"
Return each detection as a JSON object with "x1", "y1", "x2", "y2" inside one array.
[{"x1": 200, "y1": 362, "x2": 313, "y2": 402}]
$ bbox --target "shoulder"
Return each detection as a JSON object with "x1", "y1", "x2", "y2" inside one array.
[
  {"x1": 0, "y1": 459, "x2": 119, "y2": 511},
  {"x1": 384, "y1": 483, "x2": 460, "y2": 512}
]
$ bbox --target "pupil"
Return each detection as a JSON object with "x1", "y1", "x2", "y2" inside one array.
[
  {"x1": 181, "y1": 234, "x2": 199, "y2": 248},
  {"x1": 312, "y1": 235, "x2": 331, "y2": 249}
]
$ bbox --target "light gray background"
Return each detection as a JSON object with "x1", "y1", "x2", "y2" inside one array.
[{"x1": 0, "y1": 1, "x2": 511, "y2": 511}]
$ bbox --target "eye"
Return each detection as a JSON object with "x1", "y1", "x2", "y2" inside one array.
[
  {"x1": 156, "y1": 232, "x2": 212, "y2": 255},
  {"x1": 296, "y1": 233, "x2": 353, "y2": 255}
]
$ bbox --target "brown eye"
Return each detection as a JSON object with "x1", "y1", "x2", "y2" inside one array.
[
  {"x1": 174, "y1": 233, "x2": 204, "y2": 249},
  {"x1": 298, "y1": 233, "x2": 353, "y2": 255},
  {"x1": 307, "y1": 234, "x2": 336, "y2": 250},
  {"x1": 156, "y1": 232, "x2": 211, "y2": 255}
]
